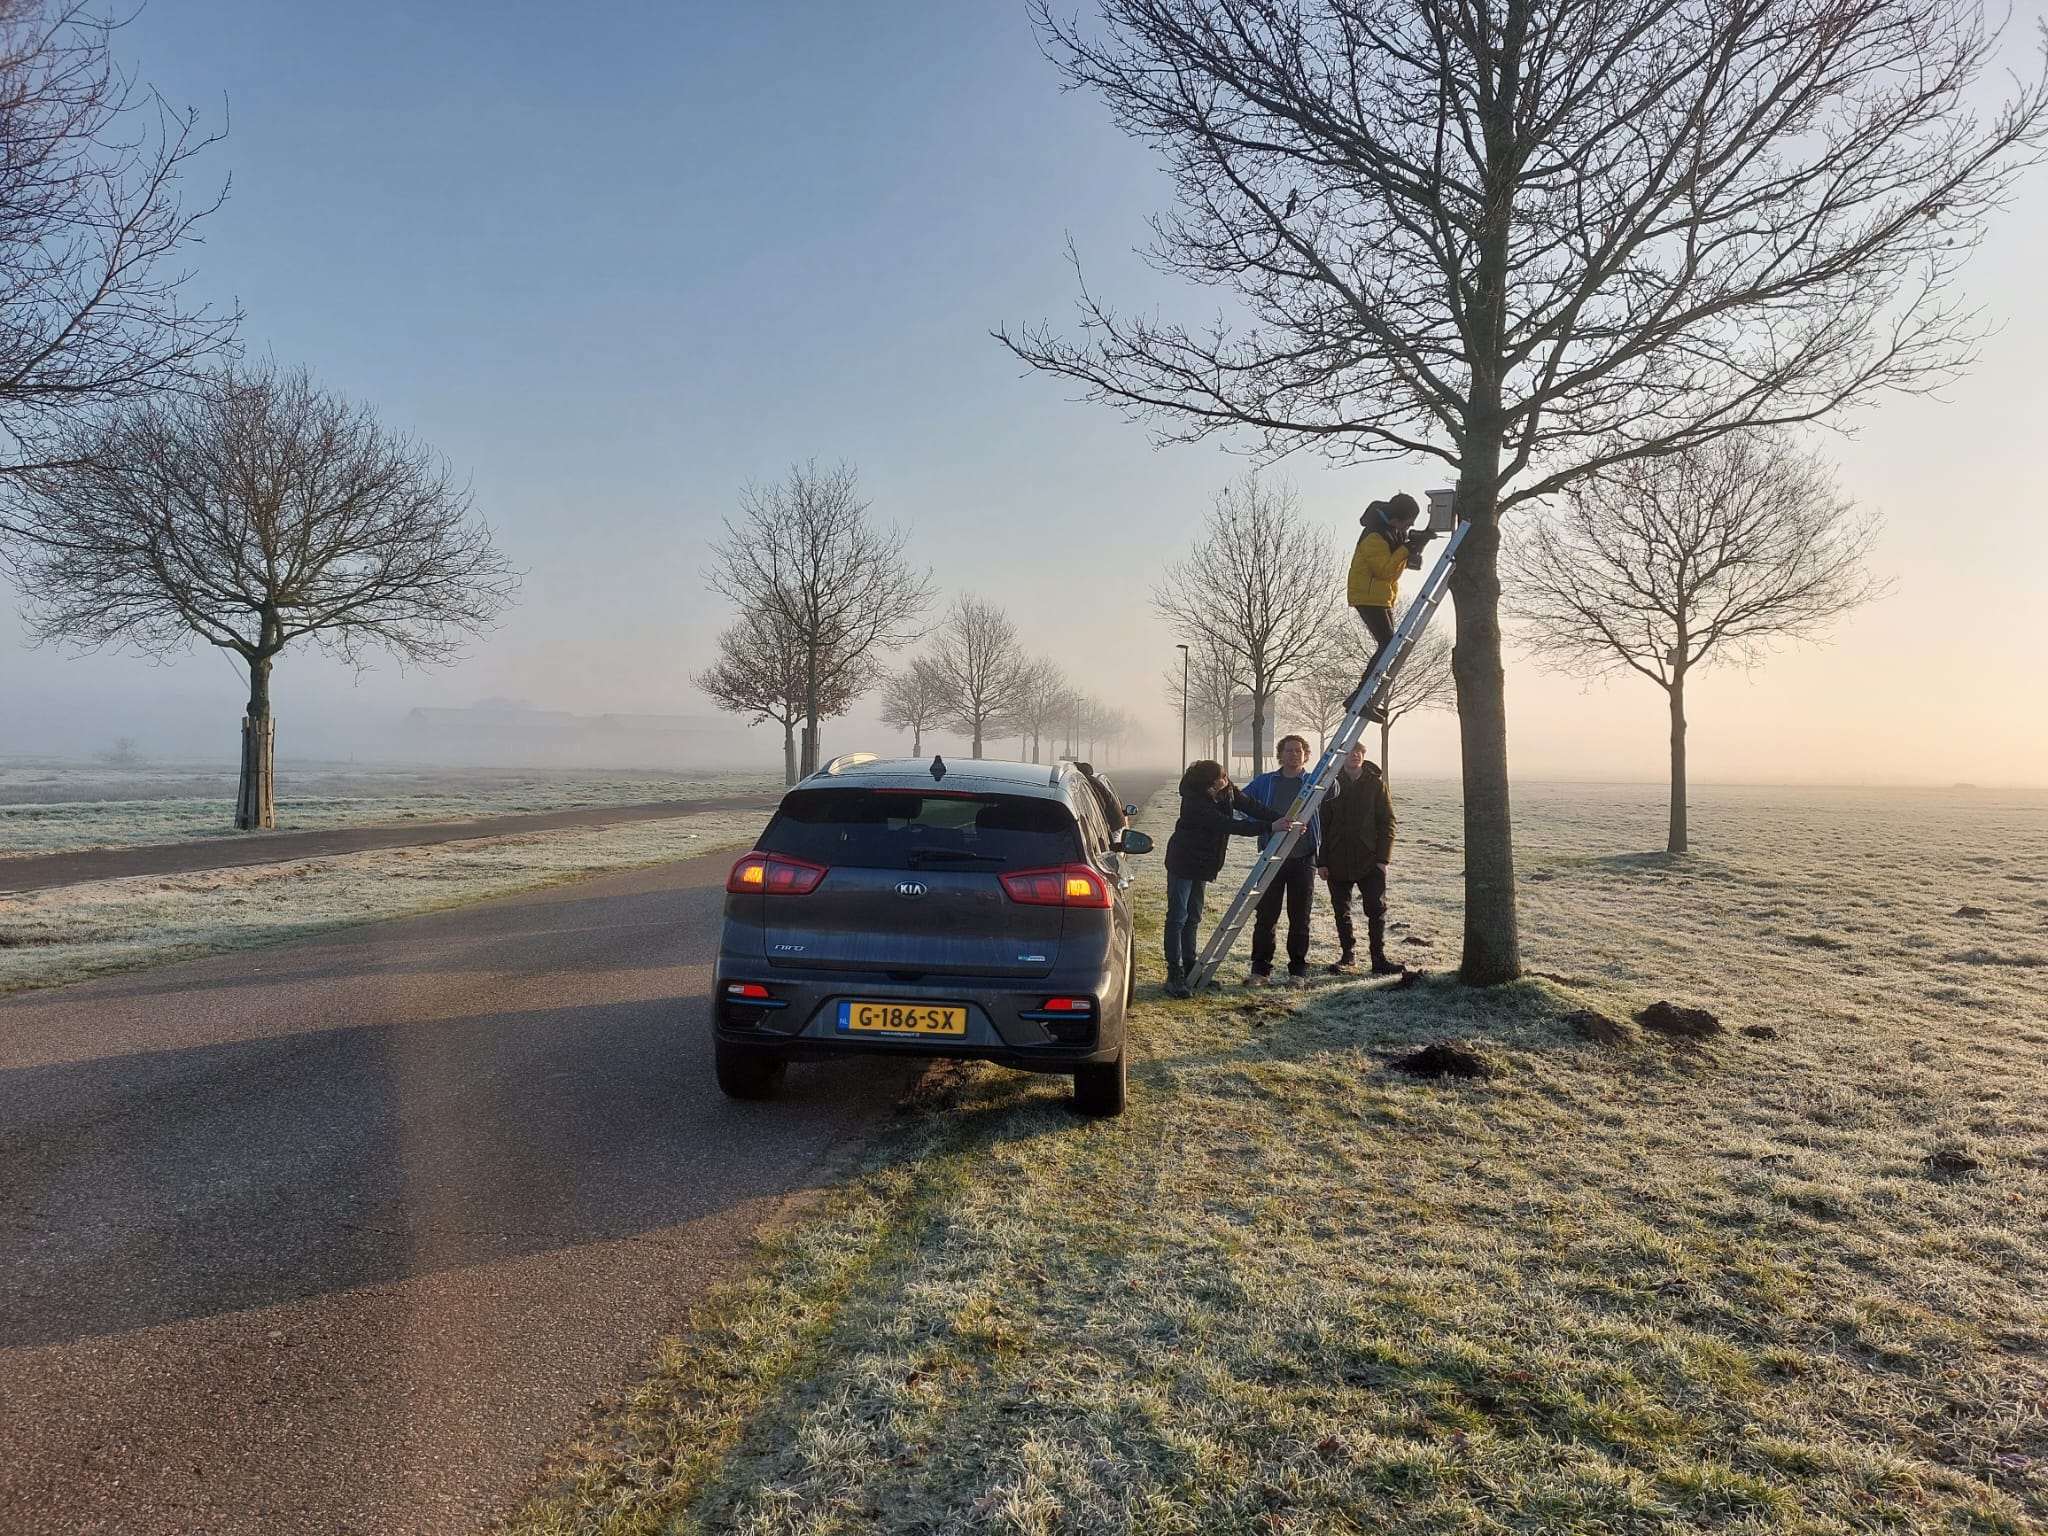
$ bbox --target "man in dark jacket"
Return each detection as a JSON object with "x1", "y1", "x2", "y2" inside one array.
[
  {"x1": 1317, "y1": 742, "x2": 1400, "y2": 974},
  {"x1": 1162, "y1": 759, "x2": 1290, "y2": 998}
]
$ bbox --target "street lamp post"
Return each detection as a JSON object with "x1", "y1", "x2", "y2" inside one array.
[{"x1": 1176, "y1": 643, "x2": 1190, "y2": 769}]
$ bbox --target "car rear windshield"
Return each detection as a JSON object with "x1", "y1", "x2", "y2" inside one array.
[{"x1": 758, "y1": 789, "x2": 1081, "y2": 871}]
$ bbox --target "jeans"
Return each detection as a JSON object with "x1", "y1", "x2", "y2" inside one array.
[
  {"x1": 1164, "y1": 876, "x2": 1206, "y2": 974},
  {"x1": 1249, "y1": 856, "x2": 1317, "y2": 976}
]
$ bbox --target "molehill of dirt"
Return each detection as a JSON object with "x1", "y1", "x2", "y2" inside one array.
[
  {"x1": 1638, "y1": 1000, "x2": 1723, "y2": 1038},
  {"x1": 1563, "y1": 1008, "x2": 1628, "y2": 1046},
  {"x1": 1388, "y1": 1042, "x2": 1493, "y2": 1079}
]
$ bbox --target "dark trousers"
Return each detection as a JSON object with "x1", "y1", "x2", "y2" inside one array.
[
  {"x1": 1326, "y1": 866, "x2": 1388, "y2": 954},
  {"x1": 1249, "y1": 856, "x2": 1317, "y2": 976},
  {"x1": 1358, "y1": 604, "x2": 1396, "y2": 675}
]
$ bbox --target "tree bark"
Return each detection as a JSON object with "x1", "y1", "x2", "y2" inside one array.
[
  {"x1": 1450, "y1": 462, "x2": 1520, "y2": 985},
  {"x1": 1667, "y1": 674, "x2": 1688, "y2": 854},
  {"x1": 781, "y1": 720, "x2": 798, "y2": 786},
  {"x1": 911, "y1": 723, "x2": 922, "y2": 757},
  {"x1": 971, "y1": 721, "x2": 984, "y2": 759},
  {"x1": 235, "y1": 654, "x2": 276, "y2": 831},
  {"x1": 1380, "y1": 716, "x2": 1391, "y2": 784}
]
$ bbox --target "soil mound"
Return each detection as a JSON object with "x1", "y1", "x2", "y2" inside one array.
[
  {"x1": 1639, "y1": 1000, "x2": 1723, "y2": 1038},
  {"x1": 1564, "y1": 1008, "x2": 1627, "y2": 1045},
  {"x1": 1389, "y1": 1042, "x2": 1493, "y2": 1079}
]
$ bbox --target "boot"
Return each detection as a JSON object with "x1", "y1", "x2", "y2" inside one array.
[
  {"x1": 1346, "y1": 675, "x2": 1390, "y2": 723},
  {"x1": 1329, "y1": 947, "x2": 1357, "y2": 975},
  {"x1": 1368, "y1": 916, "x2": 1402, "y2": 975},
  {"x1": 1165, "y1": 964, "x2": 1192, "y2": 1000}
]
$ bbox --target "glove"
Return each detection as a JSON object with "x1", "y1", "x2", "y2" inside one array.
[{"x1": 1405, "y1": 528, "x2": 1436, "y2": 549}]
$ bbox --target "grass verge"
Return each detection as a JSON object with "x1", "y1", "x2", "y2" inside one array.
[{"x1": 509, "y1": 782, "x2": 2047, "y2": 1535}]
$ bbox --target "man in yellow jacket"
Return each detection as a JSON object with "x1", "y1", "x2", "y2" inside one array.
[{"x1": 1345, "y1": 492, "x2": 1432, "y2": 718}]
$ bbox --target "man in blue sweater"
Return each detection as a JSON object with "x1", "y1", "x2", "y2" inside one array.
[{"x1": 1242, "y1": 734, "x2": 1340, "y2": 987}]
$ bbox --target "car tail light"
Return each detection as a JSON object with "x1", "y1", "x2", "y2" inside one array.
[
  {"x1": 726, "y1": 852, "x2": 828, "y2": 895},
  {"x1": 999, "y1": 864, "x2": 1111, "y2": 908}
]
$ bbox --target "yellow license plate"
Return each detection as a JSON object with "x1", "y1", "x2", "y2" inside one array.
[{"x1": 838, "y1": 1001, "x2": 967, "y2": 1035}]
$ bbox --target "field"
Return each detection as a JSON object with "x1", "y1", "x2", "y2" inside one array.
[
  {"x1": 512, "y1": 779, "x2": 2048, "y2": 1536},
  {"x1": 0, "y1": 758, "x2": 779, "y2": 858}
]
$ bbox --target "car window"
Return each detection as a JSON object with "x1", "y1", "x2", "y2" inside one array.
[
  {"x1": 758, "y1": 789, "x2": 1081, "y2": 870},
  {"x1": 1070, "y1": 783, "x2": 1111, "y2": 855}
]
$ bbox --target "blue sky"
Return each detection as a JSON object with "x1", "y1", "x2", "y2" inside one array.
[{"x1": 2, "y1": 1, "x2": 2043, "y2": 783}]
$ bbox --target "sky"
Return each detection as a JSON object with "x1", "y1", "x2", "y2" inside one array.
[{"x1": 0, "y1": 1, "x2": 2043, "y2": 785}]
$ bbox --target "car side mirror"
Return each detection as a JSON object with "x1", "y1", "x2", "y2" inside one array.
[
  {"x1": 1114, "y1": 830, "x2": 1154, "y2": 855},
  {"x1": 1123, "y1": 803, "x2": 1138, "y2": 817}
]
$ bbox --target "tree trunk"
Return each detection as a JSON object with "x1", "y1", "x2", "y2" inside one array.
[
  {"x1": 1667, "y1": 673, "x2": 1688, "y2": 854},
  {"x1": 1449, "y1": 25, "x2": 1525, "y2": 986},
  {"x1": 911, "y1": 723, "x2": 922, "y2": 757},
  {"x1": 781, "y1": 719, "x2": 798, "y2": 786},
  {"x1": 1380, "y1": 716, "x2": 1391, "y2": 784},
  {"x1": 1449, "y1": 460, "x2": 1520, "y2": 986},
  {"x1": 234, "y1": 655, "x2": 276, "y2": 831},
  {"x1": 972, "y1": 720, "x2": 984, "y2": 759},
  {"x1": 1249, "y1": 682, "x2": 1268, "y2": 767},
  {"x1": 801, "y1": 649, "x2": 820, "y2": 777}
]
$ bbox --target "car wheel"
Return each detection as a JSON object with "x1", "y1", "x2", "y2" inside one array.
[
  {"x1": 1072, "y1": 1048, "x2": 1126, "y2": 1118},
  {"x1": 715, "y1": 1038, "x2": 786, "y2": 1100}
]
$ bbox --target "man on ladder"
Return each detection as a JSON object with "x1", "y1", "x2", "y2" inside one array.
[{"x1": 1346, "y1": 492, "x2": 1437, "y2": 717}]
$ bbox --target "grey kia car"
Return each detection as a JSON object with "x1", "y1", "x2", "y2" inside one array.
[{"x1": 711, "y1": 754, "x2": 1152, "y2": 1116}]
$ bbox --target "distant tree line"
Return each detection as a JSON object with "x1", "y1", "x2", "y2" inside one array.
[{"x1": 697, "y1": 462, "x2": 1134, "y2": 785}]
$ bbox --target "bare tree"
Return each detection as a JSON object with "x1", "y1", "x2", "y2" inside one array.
[
  {"x1": 928, "y1": 595, "x2": 1029, "y2": 758},
  {"x1": 1003, "y1": 0, "x2": 2048, "y2": 983},
  {"x1": 705, "y1": 461, "x2": 933, "y2": 776},
  {"x1": 0, "y1": 1, "x2": 237, "y2": 473},
  {"x1": 1010, "y1": 657, "x2": 1074, "y2": 763},
  {"x1": 878, "y1": 654, "x2": 948, "y2": 758},
  {"x1": 1153, "y1": 474, "x2": 1337, "y2": 767},
  {"x1": 1509, "y1": 434, "x2": 1884, "y2": 853},
  {"x1": 0, "y1": 364, "x2": 515, "y2": 828},
  {"x1": 1163, "y1": 646, "x2": 1233, "y2": 764},
  {"x1": 1188, "y1": 635, "x2": 1238, "y2": 763},
  {"x1": 699, "y1": 611, "x2": 866, "y2": 785},
  {"x1": 1299, "y1": 606, "x2": 1454, "y2": 777}
]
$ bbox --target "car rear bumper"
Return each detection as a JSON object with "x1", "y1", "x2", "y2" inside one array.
[{"x1": 710, "y1": 964, "x2": 1124, "y2": 1070}]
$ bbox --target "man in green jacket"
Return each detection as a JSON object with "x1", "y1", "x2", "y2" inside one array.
[{"x1": 1316, "y1": 743, "x2": 1401, "y2": 975}]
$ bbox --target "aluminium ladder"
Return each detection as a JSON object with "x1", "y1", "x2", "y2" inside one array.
[{"x1": 1187, "y1": 514, "x2": 1471, "y2": 990}]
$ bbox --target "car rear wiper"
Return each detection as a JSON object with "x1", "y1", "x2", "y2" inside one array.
[{"x1": 905, "y1": 848, "x2": 1008, "y2": 865}]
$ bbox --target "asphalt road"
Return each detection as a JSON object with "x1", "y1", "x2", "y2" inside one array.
[
  {"x1": 0, "y1": 847, "x2": 922, "y2": 1535},
  {"x1": 0, "y1": 794, "x2": 782, "y2": 895},
  {"x1": 0, "y1": 769, "x2": 1171, "y2": 1534}
]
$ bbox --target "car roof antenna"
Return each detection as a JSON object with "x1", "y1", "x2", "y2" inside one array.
[{"x1": 930, "y1": 754, "x2": 947, "y2": 782}]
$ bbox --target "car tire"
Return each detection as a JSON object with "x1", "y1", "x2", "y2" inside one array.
[
  {"x1": 714, "y1": 1038, "x2": 786, "y2": 1100},
  {"x1": 1072, "y1": 1048, "x2": 1126, "y2": 1118}
]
